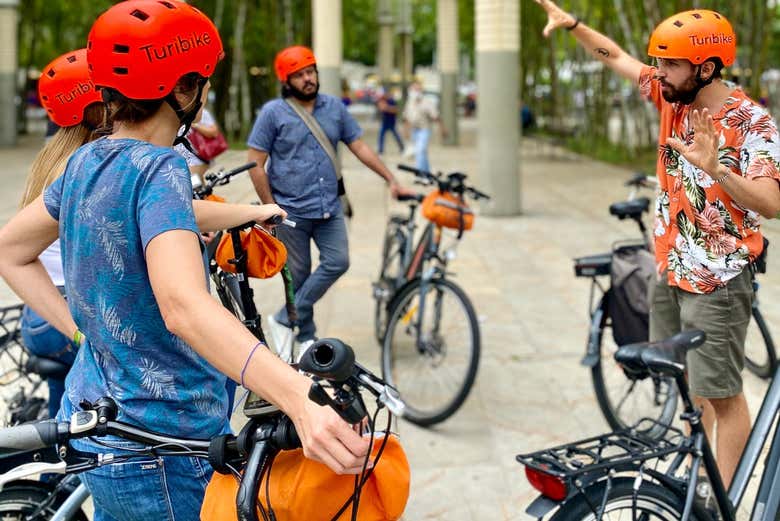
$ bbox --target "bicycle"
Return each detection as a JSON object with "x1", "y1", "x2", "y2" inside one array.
[
  {"x1": 577, "y1": 173, "x2": 776, "y2": 437},
  {"x1": 372, "y1": 164, "x2": 489, "y2": 426},
  {"x1": 0, "y1": 163, "x2": 298, "y2": 520},
  {"x1": 518, "y1": 329, "x2": 780, "y2": 521},
  {"x1": 0, "y1": 337, "x2": 405, "y2": 521}
]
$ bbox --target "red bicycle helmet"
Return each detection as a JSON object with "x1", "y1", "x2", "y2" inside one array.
[
  {"x1": 38, "y1": 49, "x2": 101, "y2": 127},
  {"x1": 87, "y1": 0, "x2": 224, "y2": 100},
  {"x1": 274, "y1": 46, "x2": 317, "y2": 82},
  {"x1": 648, "y1": 10, "x2": 736, "y2": 66}
]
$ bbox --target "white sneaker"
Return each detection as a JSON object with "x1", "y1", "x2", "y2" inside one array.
[
  {"x1": 296, "y1": 339, "x2": 316, "y2": 363},
  {"x1": 267, "y1": 315, "x2": 294, "y2": 362}
]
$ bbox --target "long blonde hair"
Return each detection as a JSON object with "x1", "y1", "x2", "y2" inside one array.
[{"x1": 20, "y1": 104, "x2": 105, "y2": 208}]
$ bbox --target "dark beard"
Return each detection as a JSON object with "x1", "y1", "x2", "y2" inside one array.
[
  {"x1": 660, "y1": 67, "x2": 712, "y2": 105},
  {"x1": 283, "y1": 80, "x2": 319, "y2": 101}
]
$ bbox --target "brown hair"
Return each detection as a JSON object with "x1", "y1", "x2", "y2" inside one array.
[
  {"x1": 20, "y1": 103, "x2": 106, "y2": 208},
  {"x1": 104, "y1": 73, "x2": 204, "y2": 127}
]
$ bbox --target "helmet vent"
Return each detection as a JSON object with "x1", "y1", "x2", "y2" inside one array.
[
  {"x1": 130, "y1": 9, "x2": 149, "y2": 21},
  {"x1": 113, "y1": 44, "x2": 130, "y2": 54},
  {"x1": 42, "y1": 95, "x2": 48, "y2": 101},
  {"x1": 113, "y1": 67, "x2": 129, "y2": 75},
  {"x1": 46, "y1": 68, "x2": 56, "y2": 78},
  {"x1": 66, "y1": 55, "x2": 77, "y2": 63},
  {"x1": 673, "y1": 20, "x2": 683, "y2": 28},
  {"x1": 158, "y1": 1, "x2": 175, "y2": 8},
  {"x1": 692, "y1": 13, "x2": 702, "y2": 19},
  {"x1": 658, "y1": 45, "x2": 668, "y2": 50}
]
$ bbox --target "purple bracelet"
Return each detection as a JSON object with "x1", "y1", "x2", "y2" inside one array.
[{"x1": 240, "y1": 341, "x2": 265, "y2": 388}]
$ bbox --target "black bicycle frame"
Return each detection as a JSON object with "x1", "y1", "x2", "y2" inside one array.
[{"x1": 729, "y1": 363, "x2": 780, "y2": 519}]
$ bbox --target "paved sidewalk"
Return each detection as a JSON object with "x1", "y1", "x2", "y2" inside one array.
[{"x1": 1, "y1": 121, "x2": 777, "y2": 519}]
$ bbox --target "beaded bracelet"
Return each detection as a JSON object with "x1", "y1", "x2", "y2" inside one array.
[{"x1": 240, "y1": 341, "x2": 265, "y2": 388}]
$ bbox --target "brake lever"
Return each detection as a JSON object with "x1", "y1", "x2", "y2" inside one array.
[{"x1": 357, "y1": 373, "x2": 406, "y2": 417}]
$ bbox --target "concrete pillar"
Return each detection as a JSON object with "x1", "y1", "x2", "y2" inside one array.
[
  {"x1": 312, "y1": 0, "x2": 342, "y2": 97},
  {"x1": 396, "y1": 0, "x2": 413, "y2": 99},
  {"x1": 437, "y1": 0, "x2": 458, "y2": 145},
  {"x1": 476, "y1": 0, "x2": 520, "y2": 216},
  {"x1": 0, "y1": 0, "x2": 18, "y2": 147},
  {"x1": 377, "y1": 0, "x2": 394, "y2": 88}
]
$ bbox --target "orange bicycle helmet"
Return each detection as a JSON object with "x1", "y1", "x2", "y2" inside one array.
[
  {"x1": 215, "y1": 227, "x2": 288, "y2": 279},
  {"x1": 274, "y1": 45, "x2": 317, "y2": 82},
  {"x1": 38, "y1": 49, "x2": 101, "y2": 127},
  {"x1": 87, "y1": 0, "x2": 224, "y2": 100},
  {"x1": 647, "y1": 10, "x2": 735, "y2": 66},
  {"x1": 201, "y1": 433, "x2": 410, "y2": 521}
]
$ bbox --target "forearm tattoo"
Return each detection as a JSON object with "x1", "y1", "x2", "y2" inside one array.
[{"x1": 595, "y1": 48, "x2": 610, "y2": 58}]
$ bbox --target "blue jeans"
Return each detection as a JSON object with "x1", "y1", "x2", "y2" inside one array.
[
  {"x1": 20, "y1": 305, "x2": 77, "y2": 418},
  {"x1": 378, "y1": 123, "x2": 404, "y2": 154},
  {"x1": 412, "y1": 127, "x2": 432, "y2": 173},
  {"x1": 73, "y1": 438, "x2": 212, "y2": 521},
  {"x1": 274, "y1": 210, "x2": 349, "y2": 342}
]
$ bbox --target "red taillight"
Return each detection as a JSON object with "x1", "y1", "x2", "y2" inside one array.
[{"x1": 525, "y1": 466, "x2": 568, "y2": 501}]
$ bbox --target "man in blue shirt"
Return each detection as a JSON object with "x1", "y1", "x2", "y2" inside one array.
[{"x1": 247, "y1": 46, "x2": 411, "y2": 357}]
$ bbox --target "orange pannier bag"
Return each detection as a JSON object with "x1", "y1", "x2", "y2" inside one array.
[
  {"x1": 215, "y1": 227, "x2": 287, "y2": 279},
  {"x1": 421, "y1": 190, "x2": 474, "y2": 231},
  {"x1": 200, "y1": 434, "x2": 410, "y2": 521}
]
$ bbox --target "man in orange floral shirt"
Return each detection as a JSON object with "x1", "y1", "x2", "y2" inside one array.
[{"x1": 535, "y1": 0, "x2": 780, "y2": 487}]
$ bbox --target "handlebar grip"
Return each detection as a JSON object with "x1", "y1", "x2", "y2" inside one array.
[
  {"x1": 224, "y1": 162, "x2": 258, "y2": 178},
  {"x1": 0, "y1": 421, "x2": 60, "y2": 453},
  {"x1": 298, "y1": 338, "x2": 356, "y2": 382},
  {"x1": 398, "y1": 164, "x2": 433, "y2": 178},
  {"x1": 397, "y1": 193, "x2": 424, "y2": 203},
  {"x1": 264, "y1": 214, "x2": 283, "y2": 226}
]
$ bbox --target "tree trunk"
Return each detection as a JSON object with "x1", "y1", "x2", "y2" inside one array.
[{"x1": 225, "y1": 0, "x2": 248, "y2": 140}]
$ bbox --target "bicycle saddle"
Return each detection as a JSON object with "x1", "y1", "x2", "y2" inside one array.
[
  {"x1": 25, "y1": 355, "x2": 71, "y2": 380},
  {"x1": 609, "y1": 197, "x2": 650, "y2": 220},
  {"x1": 614, "y1": 330, "x2": 705, "y2": 379}
]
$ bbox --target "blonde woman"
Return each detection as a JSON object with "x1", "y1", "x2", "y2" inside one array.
[{"x1": 18, "y1": 48, "x2": 104, "y2": 419}]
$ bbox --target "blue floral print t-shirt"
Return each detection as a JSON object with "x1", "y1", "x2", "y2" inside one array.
[{"x1": 44, "y1": 138, "x2": 229, "y2": 438}]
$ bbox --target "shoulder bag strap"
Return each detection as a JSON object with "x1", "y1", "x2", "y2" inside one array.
[{"x1": 284, "y1": 98, "x2": 342, "y2": 181}]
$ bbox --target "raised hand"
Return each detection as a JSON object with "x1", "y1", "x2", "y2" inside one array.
[
  {"x1": 532, "y1": 0, "x2": 577, "y2": 37},
  {"x1": 666, "y1": 109, "x2": 722, "y2": 177}
]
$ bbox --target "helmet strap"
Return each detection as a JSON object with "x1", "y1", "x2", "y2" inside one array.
[{"x1": 168, "y1": 77, "x2": 208, "y2": 148}]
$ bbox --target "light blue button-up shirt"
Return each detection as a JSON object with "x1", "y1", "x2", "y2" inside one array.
[{"x1": 247, "y1": 94, "x2": 362, "y2": 219}]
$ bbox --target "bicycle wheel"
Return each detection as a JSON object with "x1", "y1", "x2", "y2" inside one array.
[
  {"x1": 0, "y1": 480, "x2": 88, "y2": 521},
  {"x1": 373, "y1": 221, "x2": 407, "y2": 344},
  {"x1": 0, "y1": 306, "x2": 48, "y2": 426},
  {"x1": 744, "y1": 306, "x2": 777, "y2": 380},
  {"x1": 591, "y1": 297, "x2": 679, "y2": 438},
  {"x1": 381, "y1": 277, "x2": 480, "y2": 426},
  {"x1": 550, "y1": 478, "x2": 708, "y2": 520},
  {"x1": 219, "y1": 272, "x2": 246, "y2": 321}
]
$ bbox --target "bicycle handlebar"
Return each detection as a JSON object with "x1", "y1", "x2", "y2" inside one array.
[
  {"x1": 0, "y1": 338, "x2": 403, "y2": 521},
  {"x1": 0, "y1": 420, "x2": 61, "y2": 452},
  {"x1": 193, "y1": 161, "x2": 258, "y2": 199},
  {"x1": 397, "y1": 163, "x2": 491, "y2": 201}
]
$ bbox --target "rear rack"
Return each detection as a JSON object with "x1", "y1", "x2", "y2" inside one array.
[{"x1": 517, "y1": 419, "x2": 689, "y2": 480}]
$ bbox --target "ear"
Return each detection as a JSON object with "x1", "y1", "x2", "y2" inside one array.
[{"x1": 699, "y1": 60, "x2": 716, "y2": 81}]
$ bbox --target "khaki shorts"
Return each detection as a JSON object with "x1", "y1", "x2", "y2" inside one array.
[{"x1": 649, "y1": 269, "x2": 753, "y2": 399}]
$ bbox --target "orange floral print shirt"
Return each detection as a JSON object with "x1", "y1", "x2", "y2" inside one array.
[{"x1": 639, "y1": 66, "x2": 780, "y2": 294}]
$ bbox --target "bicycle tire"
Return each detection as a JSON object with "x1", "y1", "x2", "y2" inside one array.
[
  {"x1": 373, "y1": 221, "x2": 407, "y2": 344},
  {"x1": 0, "y1": 480, "x2": 88, "y2": 521},
  {"x1": 549, "y1": 478, "x2": 708, "y2": 520},
  {"x1": 590, "y1": 296, "x2": 678, "y2": 439},
  {"x1": 381, "y1": 277, "x2": 480, "y2": 426},
  {"x1": 744, "y1": 306, "x2": 777, "y2": 380}
]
